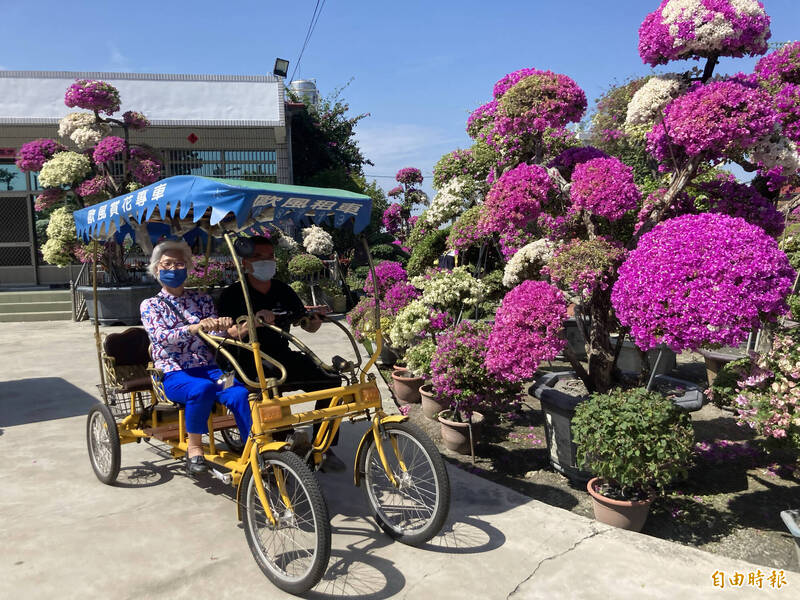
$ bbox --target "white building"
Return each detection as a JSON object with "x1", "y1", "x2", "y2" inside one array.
[{"x1": 0, "y1": 70, "x2": 297, "y2": 286}]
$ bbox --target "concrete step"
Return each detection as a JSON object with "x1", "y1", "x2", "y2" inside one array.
[
  {"x1": 0, "y1": 311, "x2": 72, "y2": 322},
  {"x1": 0, "y1": 290, "x2": 72, "y2": 303},
  {"x1": 0, "y1": 301, "x2": 73, "y2": 313}
]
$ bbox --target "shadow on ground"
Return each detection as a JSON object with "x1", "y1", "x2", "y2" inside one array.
[{"x1": 0, "y1": 377, "x2": 98, "y2": 427}]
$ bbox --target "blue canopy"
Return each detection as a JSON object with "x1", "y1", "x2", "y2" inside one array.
[{"x1": 73, "y1": 175, "x2": 373, "y2": 242}]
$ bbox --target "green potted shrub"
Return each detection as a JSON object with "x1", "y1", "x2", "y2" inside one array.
[
  {"x1": 572, "y1": 387, "x2": 694, "y2": 532},
  {"x1": 403, "y1": 338, "x2": 442, "y2": 419}
]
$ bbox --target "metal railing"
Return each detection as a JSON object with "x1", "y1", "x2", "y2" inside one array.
[{"x1": 70, "y1": 262, "x2": 90, "y2": 321}]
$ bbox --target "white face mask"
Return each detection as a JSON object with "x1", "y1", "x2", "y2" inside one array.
[{"x1": 250, "y1": 259, "x2": 276, "y2": 282}]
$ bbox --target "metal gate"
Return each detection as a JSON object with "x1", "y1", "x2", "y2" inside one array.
[{"x1": 0, "y1": 191, "x2": 37, "y2": 285}]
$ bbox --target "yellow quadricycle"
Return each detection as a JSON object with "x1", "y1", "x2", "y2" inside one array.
[{"x1": 77, "y1": 176, "x2": 450, "y2": 595}]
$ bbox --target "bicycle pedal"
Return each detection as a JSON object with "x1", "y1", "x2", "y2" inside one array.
[{"x1": 209, "y1": 469, "x2": 232, "y2": 485}]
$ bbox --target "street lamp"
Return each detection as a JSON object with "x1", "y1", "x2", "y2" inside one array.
[{"x1": 273, "y1": 58, "x2": 289, "y2": 78}]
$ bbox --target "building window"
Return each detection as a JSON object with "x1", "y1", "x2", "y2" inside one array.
[
  {"x1": 166, "y1": 149, "x2": 277, "y2": 182},
  {"x1": 0, "y1": 162, "x2": 27, "y2": 192}
]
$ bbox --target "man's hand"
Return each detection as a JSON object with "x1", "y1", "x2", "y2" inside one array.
[
  {"x1": 302, "y1": 311, "x2": 323, "y2": 333},
  {"x1": 255, "y1": 309, "x2": 276, "y2": 325}
]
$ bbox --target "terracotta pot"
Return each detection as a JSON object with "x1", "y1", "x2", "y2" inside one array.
[
  {"x1": 586, "y1": 477, "x2": 654, "y2": 532},
  {"x1": 391, "y1": 369, "x2": 424, "y2": 404},
  {"x1": 420, "y1": 383, "x2": 448, "y2": 419},
  {"x1": 438, "y1": 411, "x2": 484, "y2": 454}
]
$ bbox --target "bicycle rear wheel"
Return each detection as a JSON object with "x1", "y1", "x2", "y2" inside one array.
[
  {"x1": 87, "y1": 403, "x2": 121, "y2": 485},
  {"x1": 242, "y1": 450, "x2": 331, "y2": 594},
  {"x1": 359, "y1": 421, "x2": 450, "y2": 546}
]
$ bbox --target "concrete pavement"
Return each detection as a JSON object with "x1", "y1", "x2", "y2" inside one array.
[{"x1": 0, "y1": 320, "x2": 797, "y2": 599}]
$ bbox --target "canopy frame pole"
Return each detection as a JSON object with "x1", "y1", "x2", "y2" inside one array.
[
  {"x1": 360, "y1": 236, "x2": 381, "y2": 383},
  {"x1": 92, "y1": 242, "x2": 108, "y2": 404},
  {"x1": 222, "y1": 233, "x2": 270, "y2": 428}
]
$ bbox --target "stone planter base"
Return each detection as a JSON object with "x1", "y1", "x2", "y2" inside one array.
[
  {"x1": 78, "y1": 284, "x2": 160, "y2": 326},
  {"x1": 698, "y1": 348, "x2": 746, "y2": 387}
]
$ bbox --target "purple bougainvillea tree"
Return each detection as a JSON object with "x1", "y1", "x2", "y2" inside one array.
[
  {"x1": 381, "y1": 167, "x2": 428, "y2": 246},
  {"x1": 16, "y1": 79, "x2": 161, "y2": 281}
]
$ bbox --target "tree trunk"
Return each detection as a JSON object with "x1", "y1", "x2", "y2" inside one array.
[{"x1": 587, "y1": 288, "x2": 615, "y2": 393}]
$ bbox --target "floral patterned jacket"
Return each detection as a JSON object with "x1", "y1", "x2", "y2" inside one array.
[{"x1": 140, "y1": 289, "x2": 219, "y2": 373}]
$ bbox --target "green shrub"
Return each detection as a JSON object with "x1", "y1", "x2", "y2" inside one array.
[
  {"x1": 407, "y1": 227, "x2": 450, "y2": 277},
  {"x1": 573, "y1": 387, "x2": 694, "y2": 498},
  {"x1": 788, "y1": 293, "x2": 800, "y2": 321},
  {"x1": 371, "y1": 243, "x2": 409, "y2": 265},
  {"x1": 707, "y1": 357, "x2": 753, "y2": 409},
  {"x1": 287, "y1": 253, "x2": 325, "y2": 278},
  {"x1": 290, "y1": 281, "x2": 311, "y2": 304}
]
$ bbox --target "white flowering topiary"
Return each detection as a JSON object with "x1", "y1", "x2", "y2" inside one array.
[
  {"x1": 424, "y1": 178, "x2": 473, "y2": 228},
  {"x1": 301, "y1": 225, "x2": 334, "y2": 256},
  {"x1": 410, "y1": 266, "x2": 485, "y2": 313},
  {"x1": 389, "y1": 299, "x2": 431, "y2": 347},
  {"x1": 625, "y1": 74, "x2": 686, "y2": 128},
  {"x1": 502, "y1": 238, "x2": 553, "y2": 287},
  {"x1": 38, "y1": 151, "x2": 92, "y2": 188},
  {"x1": 749, "y1": 132, "x2": 800, "y2": 173},
  {"x1": 58, "y1": 112, "x2": 111, "y2": 150},
  {"x1": 277, "y1": 234, "x2": 300, "y2": 252},
  {"x1": 41, "y1": 207, "x2": 78, "y2": 266}
]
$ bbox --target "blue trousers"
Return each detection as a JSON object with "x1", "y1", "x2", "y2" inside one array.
[{"x1": 163, "y1": 366, "x2": 252, "y2": 441}]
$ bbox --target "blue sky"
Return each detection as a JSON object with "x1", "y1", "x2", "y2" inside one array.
[{"x1": 4, "y1": 0, "x2": 800, "y2": 198}]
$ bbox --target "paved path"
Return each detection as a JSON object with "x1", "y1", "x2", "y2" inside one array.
[{"x1": 0, "y1": 321, "x2": 796, "y2": 599}]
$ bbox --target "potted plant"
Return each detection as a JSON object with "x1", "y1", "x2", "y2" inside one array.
[
  {"x1": 402, "y1": 338, "x2": 441, "y2": 418},
  {"x1": 432, "y1": 321, "x2": 518, "y2": 454},
  {"x1": 572, "y1": 387, "x2": 695, "y2": 532}
]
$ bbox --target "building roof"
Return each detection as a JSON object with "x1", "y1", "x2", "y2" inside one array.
[{"x1": 0, "y1": 71, "x2": 285, "y2": 127}]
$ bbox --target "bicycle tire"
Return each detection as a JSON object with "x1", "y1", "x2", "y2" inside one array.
[
  {"x1": 241, "y1": 450, "x2": 331, "y2": 594},
  {"x1": 87, "y1": 403, "x2": 121, "y2": 485},
  {"x1": 359, "y1": 421, "x2": 450, "y2": 546}
]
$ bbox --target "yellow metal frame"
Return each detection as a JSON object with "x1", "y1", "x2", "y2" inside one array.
[{"x1": 94, "y1": 230, "x2": 405, "y2": 522}]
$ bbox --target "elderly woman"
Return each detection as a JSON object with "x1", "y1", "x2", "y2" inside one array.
[{"x1": 140, "y1": 240, "x2": 252, "y2": 474}]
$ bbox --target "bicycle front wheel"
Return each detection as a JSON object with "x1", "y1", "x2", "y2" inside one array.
[
  {"x1": 359, "y1": 421, "x2": 450, "y2": 546},
  {"x1": 241, "y1": 450, "x2": 331, "y2": 594}
]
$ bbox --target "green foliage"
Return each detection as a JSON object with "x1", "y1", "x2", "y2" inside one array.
[
  {"x1": 707, "y1": 357, "x2": 753, "y2": 409},
  {"x1": 404, "y1": 337, "x2": 436, "y2": 378},
  {"x1": 407, "y1": 227, "x2": 450, "y2": 277},
  {"x1": 287, "y1": 253, "x2": 325, "y2": 277},
  {"x1": 779, "y1": 231, "x2": 800, "y2": 271},
  {"x1": 289, "y1": 82, "x2": 372, "y2": 185},
  {"x1": 274, "y1": 245, "x2": 295, "y2": 283},
  {"x1": 788, "y1": 293, "x2": 800, "y2": 321},
  {"x1": 572, "y1": 387, "x2": 694, "y2": 496},
  {"x1": 370, "y1": 243, "x2": 409, "y2": 265},
  {"x1": 290, "y1": 280, "x2": 311, "y2": 304},
  {"x1": 318, "y1": 279, "x2": 343, "y2": 297},
  {"x1": 476, "y1": 269, "x2": 505, "y2": 317}
]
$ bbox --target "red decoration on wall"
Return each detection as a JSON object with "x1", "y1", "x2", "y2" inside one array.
[
  {"x1": 0, "y1": 147, "x2": 17, "y2": 157},
  {"x1": 187, "y1": 133, "x2": 198, "y2": 144}
]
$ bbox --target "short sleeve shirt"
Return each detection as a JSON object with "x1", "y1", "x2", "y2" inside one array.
[{"x1": 217, "y1": 279, "x2": 305, "y2": 353}]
